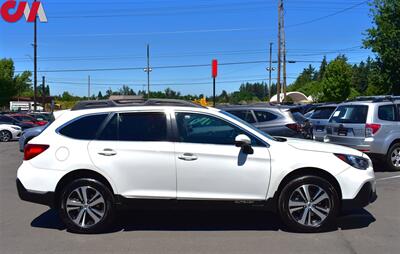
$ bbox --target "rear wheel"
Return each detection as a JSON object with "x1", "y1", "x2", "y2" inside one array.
[
  {"x1": 278, "y1": 175, "x2": 339, "y2": 232},
  {"x1": 387, "y1": 143, "x2": 400, "y2": 171},
  {"x1": 0, "y1": 130, "x2": 12, "y2": 142},
  {"x1": 58, "y1": 178, "x2": 115, "y2": 234}
]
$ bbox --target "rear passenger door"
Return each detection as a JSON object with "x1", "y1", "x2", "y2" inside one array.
[{"x1": 88, "y1": 111, "x2": 176, "y2": 199}]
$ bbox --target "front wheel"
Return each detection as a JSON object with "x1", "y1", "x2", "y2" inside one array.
[
  {"x1": 58, "y1": 179, "x2": 115, "y2": 234},
  {"x1": 0, "y1": 130, "x2": 12, "y2": 142},
  {"x1": 278, "y1": 175, "x2": 339, "y2": 233}
]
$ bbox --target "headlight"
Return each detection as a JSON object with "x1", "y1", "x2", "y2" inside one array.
[
  {"x1": 334, "y1": 154, "x2": 370, "y2": 170},
  {"x1": 11, "y1": 127, "x2": 21, "y2": 131}
]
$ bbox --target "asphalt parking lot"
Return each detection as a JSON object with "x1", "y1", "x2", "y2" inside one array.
[{"x1": 0, "y1": 141, "x2": 399, "y2": 254}]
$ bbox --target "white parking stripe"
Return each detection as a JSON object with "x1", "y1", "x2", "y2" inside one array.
[{"x1": 376, "y1": 175, "x2": 400, "y2": 181}]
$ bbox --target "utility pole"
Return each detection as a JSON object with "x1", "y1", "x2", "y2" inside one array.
[
  {"x1": 144, "y1": 44, "x2": 152, "y2": 99},
  {"x1": 33, "y1": 0, "x2": 38, "y2": 111},
  {"x1": 88, "y1": 75, "x2": 91, "y2": 99},
  {"x1": 267, "y1": 42, "x2": 273, "y2": 101},
  {"x1": 277, "y1": 0, "x2": 282, "y2": 104},
  {"x1": 42, "y1": 76, "x2": 45, "y2": 111},
  {"x1": 281, "y1": 0, "x2": 287, "y2": 101}
]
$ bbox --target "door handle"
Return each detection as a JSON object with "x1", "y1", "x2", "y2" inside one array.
[
  {"x1": 178, "y1": 153, "x2": 198, "y2": 161},
  {"x1": 98, "y1": 148, "x2": 117, "y2": 156}
]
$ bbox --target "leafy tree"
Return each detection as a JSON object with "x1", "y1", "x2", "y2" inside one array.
[
  {"x1": 364, "y1": 0, "x2": 400, "y2": 95},
  {"x1": 97, "y1": 91, "x2": 103, "y2": 100},
  {"x1": 0, "y1": 58, "x2": 32, "y2": 106},
  {"x1": 289, "y1": 65, "x2": 317, "y2": 92},
  {"x1": 315, "y1": 56, "x2": 328, "y2": 81},
  {"x1": 320, "y1": 56, "x2": 353, "y2": 102}
]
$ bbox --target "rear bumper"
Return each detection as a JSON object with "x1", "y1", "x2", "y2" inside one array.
[
  {"x1": 325, "y1": 136, "x2": 386, "y2": 155},
  {"x1": 16, "y1": 179, "x2": 55, "y2": 208},
  {"x1": 341, "y1": 182, "x2": 377, "y2": 211}
]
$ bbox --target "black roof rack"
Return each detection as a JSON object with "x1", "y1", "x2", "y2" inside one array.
[
  {"x1": 346, "y1": 95, "x2": 400, "y2": 103},
  {"x1": 71, "y1": 98, "x2": 205, "y2": 111}
]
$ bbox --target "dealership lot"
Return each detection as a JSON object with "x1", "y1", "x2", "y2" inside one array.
[{"x1": 1, "y1": 141, "x2": 399, "y2": 254}]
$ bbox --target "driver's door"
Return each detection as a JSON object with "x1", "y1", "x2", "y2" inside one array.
[{"x1": 174, "y1": 112, "x2": 271, "y2": 201}]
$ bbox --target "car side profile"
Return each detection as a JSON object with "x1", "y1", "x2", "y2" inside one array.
[
  {"x1": 218, "y1": 105, "x2": 303, "y2": 138},
  {"x1": 17, "y1": 99, "x2": 376, "y2": 233}
]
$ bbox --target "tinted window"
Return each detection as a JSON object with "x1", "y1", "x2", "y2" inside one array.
[
  {"x1": 329, "y1": 105, "x2": 368, "y2": 124},
  {"x1": 227, "y1": 110, "x2": 256, "y2": 123},
  {"x1": 378, "y1": 105, "x2": 396, "y2": 121},
  {"x1": 311, "y1": 107, "x2": 336, "y2": 120},
  {"x1": 398, "y1": 104, "x2": 400, "y2": 119},
  {"x1": 0, "y1": 116, "x2": 14, "y2": 124},
  {"x1": 254, "y1": 110, "x2": 278, "y2": 122},
  {"x1": 119, "y1": 112, "x2": 167, "y2": 141},
  {"x1": 98, "y1": 114, "x2": 118, "y2": 141},
  {"x1": 292, "y1": 112, "x2": 306, "y2": 123},
  {"x1": 59, "y1": 114, "x2": 108, "y2": 140},
  {"x1": 176, "y1": 113, "x2": 260, "y2": 145},
  {"x1": 13, "y1": 115, "x2": 35, "y2": 122}
]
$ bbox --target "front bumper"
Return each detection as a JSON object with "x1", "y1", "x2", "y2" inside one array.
[
  {"x1": 16, "y1": 179, "x2": 55, "y2": 208},
  {"x1": 341, "y1": 181, "x2": 377, "y2": 211}
]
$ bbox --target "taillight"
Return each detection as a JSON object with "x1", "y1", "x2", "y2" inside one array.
[
  {"x1": 24, "y1": 144, "x2": 49, "y2": 160},
  {"x1": 365, "y1": 123, "x2": 381, "y2": 137},
  {"x1": 286, "y1": 123, "x2": 300, "y2": 132}
]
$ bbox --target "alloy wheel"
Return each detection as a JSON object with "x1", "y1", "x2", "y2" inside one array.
[
  {"x1": 66, "y1": 186, "x2": 106, "y2": 228},
  {"x1": 391, "y1": 148, "x2": 400, "y2": 168},
  {"x1": 0, "y1": 131, "x2": 11, "y2": 142},
  {"x1": 288, "y1": 184, "x2": 331, "y2": 227}
]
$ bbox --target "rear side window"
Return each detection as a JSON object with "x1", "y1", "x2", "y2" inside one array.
[
  {"x1": 398, "y1": 104, "x2": 400, "y2": 119},
  {"x1": 311, "y1": 107, "x2": 336, "y2": 119},
  {"x1": 98, "y1": 114, "x2": 118, "y2": 141},
  {"x1": 118, "y1": 112, "x2": 167, "y2": 141},
  {"x1": 0, "y1": 116, "x2": 13, "y2": 124},
  {"x1": 254, "y1": 110, "x2": 278, "y2": 122},
  {"x1": 378, "y1": 105, "x2": 396, "y2": 121},
  {"x1": 329, "y1": 105, "x2": 368, "y2": 124},
  {"x1": 59, "y1": 114, "x2": 108, "y2": 140},
  {"x1": 227, "y1": 110, "x2": 256, "y2": 123}
]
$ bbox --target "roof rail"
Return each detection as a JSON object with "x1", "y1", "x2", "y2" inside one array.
[
  {"x1": 71, "y1": 98, "x2": 204, "y2": 111},
  {"x1": 346, "y1": 95, "x2": 400, "y2": 103}
]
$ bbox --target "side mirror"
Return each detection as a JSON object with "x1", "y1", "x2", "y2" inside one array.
[{"x1": 235, "y1": 134, "x2": 254, "y2": 154}]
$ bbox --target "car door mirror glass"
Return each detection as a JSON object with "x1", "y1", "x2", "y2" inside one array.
[{"x1": 235, "y1": 134, "x2": 254, "y2": 154}]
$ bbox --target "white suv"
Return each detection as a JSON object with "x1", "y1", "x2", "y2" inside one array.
[{"x1": 17, "y1": 99, "x2": 377, "y2": 233}]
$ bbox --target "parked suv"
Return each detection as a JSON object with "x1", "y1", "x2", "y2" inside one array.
[
  {"x1": 218, "y1": 105, "x2": 303, "y2": 138},
  {"x1": 308, "y1": 104, "x2": 337, "y2": 141},
  {"x1": 326, "y1": 96, "x2": 400, "y2": 171},
  {"x1": 17, "y1": 99, "x2": 376, "y2": 233}
]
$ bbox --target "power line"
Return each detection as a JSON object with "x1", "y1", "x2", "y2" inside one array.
[
  {"x1": 47, "y1": 77, "x2": 298, "y2": 87},
  {"x1": 16, "y1": 59, "x2": 332, "y2": 73},
  {"x1": 286, "y1": 1, "x2": 368, "y2": 28}
]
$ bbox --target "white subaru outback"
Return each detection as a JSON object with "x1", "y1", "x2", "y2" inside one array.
[{"x1": 17, "y1": 99, "x2": 377, "y2": 233}]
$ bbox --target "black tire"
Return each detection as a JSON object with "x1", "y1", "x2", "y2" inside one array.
[
  {"x1": 386, "y1": 143, "x2": 400, "y2": 171},
  {"x1": 58, "y1": 178, "x2": 115, "y2": 234},
  {"x1": 278, "y1": 175, "x2": 340, "y2": 233},
  {"x1": 0, "y1": 130, "x2": 12, "y2": 142}
]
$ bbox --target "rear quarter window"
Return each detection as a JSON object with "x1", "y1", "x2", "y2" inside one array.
[
  {"x1": 329, "y1": 105, "x2": 368, "y2": 124},
  {"x1": 378, "y1": 105, "x2": 396, "y2": 121},
  {"x1": 254, "y1": 110, "x2": 278, "y2": 122},
  {"x1": 58, "y1": 114, "x2": 108, "y2": 140}
]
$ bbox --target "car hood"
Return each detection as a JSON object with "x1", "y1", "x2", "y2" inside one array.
[
  {"x1": 285, "y1": 138, "x2": 364, "y2": 157},
  {"x1": 0, "y1": 124, "x2": 20, "y2": 130}
]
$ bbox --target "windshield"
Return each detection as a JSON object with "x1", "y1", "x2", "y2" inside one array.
[
  {"x1": 220, "y1": 110, "x2": 277, "y2": 141},
  {"x1": 329, "y1": 105, "x2": 368, "y2": 124}
]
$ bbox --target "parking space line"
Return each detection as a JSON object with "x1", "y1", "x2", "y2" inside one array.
[{"x1": 376, "y1": 175, "x2": 400, "y2": 181}]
